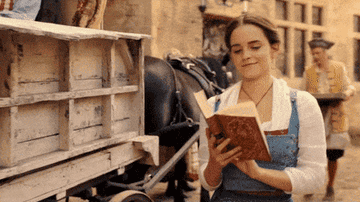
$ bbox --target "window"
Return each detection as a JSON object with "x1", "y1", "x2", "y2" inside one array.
[
  {"x1": 312, "y1": 6, "x2": 322, "y2": 25},
  {"x1": 294, "y1": 30, "x2": 305, "y2": 77},
  {"x1": 312, "y1": 32, "x2": 322, "y2": 39},
  {"x1": 276, "y1": 27, "x2": 287, "y2": 75},
  {"x1": 354, "y1": 15, "x2": 360, "y2": 32},
  {"x1": 272, "y1": 2, "x2": 325, "y2": 78},
  {"x1": 294, "y1": 3, "x2": 305, "y2": 23},
  {"x1": 203, "y1": 18, "x2": 229, "y2": 59},
  {"x1": 354, "y1": 39, "x2": 360, "y2": 81},
  {"x1": 276, "y1": 0, "x2": 287, "y2": 21}
]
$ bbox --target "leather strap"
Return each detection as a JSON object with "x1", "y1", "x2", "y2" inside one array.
[{"x1": 168, "y1": 57, "x2": 224, "y2": 98}]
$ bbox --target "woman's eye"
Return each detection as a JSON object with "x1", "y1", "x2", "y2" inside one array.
[
  {"x1": 252, "y1": 46, "x2": 261, "y2": 50},
  {"x1": 232, "y1": 49, "x2": 242, "y2": 54}
]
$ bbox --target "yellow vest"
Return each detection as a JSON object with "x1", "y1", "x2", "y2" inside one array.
[{"x1": 305, "y1": 60, "x2": 349, "y2": 133}]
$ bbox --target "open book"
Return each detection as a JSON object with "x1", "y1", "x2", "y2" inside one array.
[{"x1": 194, "y1": 90, "x2": 271, "y2": 162}]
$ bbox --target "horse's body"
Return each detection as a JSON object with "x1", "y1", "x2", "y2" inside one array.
[{"x1": 144, "y1": 55, "x2": 228, "y2": 202}]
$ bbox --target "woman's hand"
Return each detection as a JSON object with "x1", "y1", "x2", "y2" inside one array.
[
  {"x1": 231, "y1": 159, "x2": 262, "y2": 180},
  {"x1": 206, "y1": 128, "x2": 242, "y2": 170}
]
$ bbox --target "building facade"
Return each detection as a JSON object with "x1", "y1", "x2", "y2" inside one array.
[{"x1": 37, "y1": 0, "x2": 360, "y2": 141}]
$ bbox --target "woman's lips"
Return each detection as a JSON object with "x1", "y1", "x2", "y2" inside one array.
[{"x1": 242, "y1": 63, "x2": 257, "y2": 67}]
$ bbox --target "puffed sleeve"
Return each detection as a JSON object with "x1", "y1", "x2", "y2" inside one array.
[
  {"x1": 284, "y1": 91, "x2": 327, "y2": 194},
  {"x1": 198, "y1": 96, "x2": 223, "y2": 191}
]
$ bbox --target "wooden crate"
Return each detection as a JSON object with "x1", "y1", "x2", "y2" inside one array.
[{"x1": 0, "y1": 17, "x2": 150, "y2": 174}]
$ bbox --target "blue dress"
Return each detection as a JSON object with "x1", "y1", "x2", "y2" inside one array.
[{"x1": 210, "y1": 90, "x2": 299, "y2": 202}]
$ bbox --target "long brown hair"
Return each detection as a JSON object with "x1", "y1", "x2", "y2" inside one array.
[{"x1": 225, "y1": 13, "x2": 280, "y2": 49}]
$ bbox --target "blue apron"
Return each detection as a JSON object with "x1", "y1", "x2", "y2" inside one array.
[{"x1": 211, "y1": 90, "x2": 299, "y2": 202}]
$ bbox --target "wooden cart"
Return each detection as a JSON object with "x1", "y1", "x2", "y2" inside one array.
[{"x1": 0, "y1": 17, "x2": 159, "y2": 202}]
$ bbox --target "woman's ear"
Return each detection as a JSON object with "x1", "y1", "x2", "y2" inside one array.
[{"x1": 270, "y1": 43, "x2": 281, "y2": 60}]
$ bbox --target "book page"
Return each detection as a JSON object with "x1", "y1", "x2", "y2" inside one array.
[
  {"x1": 216, "y1": 101, "x2": 258, "y2": 117},
  {"x1": 193, "y1": 90, "x2": 213, "y2": 119}
]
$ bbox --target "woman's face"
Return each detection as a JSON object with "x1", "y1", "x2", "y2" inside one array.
[{"x1": 230, "y1": 24, "x2": 278, "y2": 80}]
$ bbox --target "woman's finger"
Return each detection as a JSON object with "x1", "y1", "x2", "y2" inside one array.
[
  {"x1": 223, "y1": 146, "x2": 242, "y2": 159},
  {"x1": 216, "y1": 138, "x2": 231, "y2": 152},
  {"x1": 224, "y1": 151, "x2": 243, "y2": 165},
  {"x1": 206, "y1": 128, "x2": 218, "y2": 149},
  {"x1": 222, "y1": 147, "x2": 242, "y2": 162}
]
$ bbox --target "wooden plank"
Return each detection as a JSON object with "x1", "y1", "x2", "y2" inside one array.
[
  {"x1": 65, "y1": 41, "x2": 76, "y2": 91},
  {"x1": 14, "y1": 134, "x2": 60, "y2": 162},
  {"x1": 0, "y1": 17, "x2": 151, "y2": 41},
  {"x1": 3, "y1": 31, "x2": 20, "y2": 98},
  {"x1": 0, "y1": 151, "x2": 111, "y2": 202},
  {"x1": 0, "y1": 107, "x2": 17, "y2": 167},
  {"x1": 0, "y1": 131, "x2": 139, "y2": 180},
  {"x1": 0, "y1": 31, "x2": 11, "y2": 98},
  {"x1": 113, "y1": 93, "x2": 138, "y2": 135},
  {"x1": 131, "y1": 39, "x2": 145, "y2": 137},
  {"x1": 15, "y1": 33, "x2": 61, "y2": 84},
  {"x1": 132, "y1": 135, "x2": 159, "y2": 166},
  {"x1": 17, "y1": 55, "x2": 60, "y2": 83},
  {"x1": 102, "y1": 40, "x2": 116, "y2": 138},
  {"x1": 108, "y1": 141, "x2": 146, "y2": 168},
  {"x1": 72, "y1": 125, "x2": 103, "y2": 146},
  {"x1": 72, "y1": 78, "x2": 103, "y2": 91},
  {"x1": 59, "y1": 99, "x2": 74, "y2": 150},
  {"x1": 15, "y1": 101, "x2": 59, "y2": 143},
  {"x1": 102, "y1": 95, "x2": 115, "y2": 138},
  {"x1": 0, "y1": 140, "x2": 149, "y2": 202},
  {"x1": 27, "y1": 142, "x2": 145, "y2": 202},
  {"x1": 70, "y1": 39, "x2": 104, "y2": 91},
  {"x1": 114, "y1": 39, "x2": 137, "y2": 86},
  {"x1": 18, "y1": 81, "x2": 59, "y2": 96},
  {"x1": 73, "y1": 97, "x2": 103, "y2": 129},
  {"x1": 103, "y1": 40, "x2": 116, "y2": 88},
  {"x1": 0, "y1": 85, "x2": 139, "y2": 108}
]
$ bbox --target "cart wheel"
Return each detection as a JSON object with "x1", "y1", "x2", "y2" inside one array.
[{"x1": 109, "y1": 190, "x2": 153, "y2": 202}]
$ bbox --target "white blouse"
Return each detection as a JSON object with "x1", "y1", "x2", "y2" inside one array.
[{"x1": 198, "y1": 77, "x2": 327, "y2": 194}]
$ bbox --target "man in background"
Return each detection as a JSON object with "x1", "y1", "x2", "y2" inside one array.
[{"x1": 303, "y1": 38, "x2": 356, "y2": 201}]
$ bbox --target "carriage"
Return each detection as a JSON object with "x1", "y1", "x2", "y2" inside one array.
[{"x1": 0, "y1": 17, "x2": 209, "y2": 202}]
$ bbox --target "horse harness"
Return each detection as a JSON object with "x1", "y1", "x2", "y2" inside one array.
[{"x1": 148, "y1": 57, "x2": 224, "y2": 145}]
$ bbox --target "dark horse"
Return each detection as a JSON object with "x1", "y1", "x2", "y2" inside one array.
[{"x1": 144, "y1": 55, "x2": 228, "y2": 202}]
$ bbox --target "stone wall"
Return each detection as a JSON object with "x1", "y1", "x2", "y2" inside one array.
[
  {"x1": 36, "y1": 0, "x2": 360, "y2": 139},
  {"x1": 103, "y1": 0, "x2": 152, "y2": 56},
  {"x1": 150, "y1": 0, "x2": 203, "y2": 58},
  {"x1": 103, "y1": 0, "x2": 203, "y2": 58}
]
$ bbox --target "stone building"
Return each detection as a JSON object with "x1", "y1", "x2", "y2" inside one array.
[
  {"x1": 102, "y1": 0, "x2": 360, "y2": 140},
  {"x1": 37, "y1": 0, "x2": 360, "y2": 141}
]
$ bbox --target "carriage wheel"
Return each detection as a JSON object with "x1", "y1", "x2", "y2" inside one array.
[{"x1": 109, "y1": 190, "x2": 153, "y2": 202}]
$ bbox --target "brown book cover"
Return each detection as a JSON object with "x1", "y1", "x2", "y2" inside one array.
[{"x1": 194, "y1": 90, "x2": 272, "y2": 162}]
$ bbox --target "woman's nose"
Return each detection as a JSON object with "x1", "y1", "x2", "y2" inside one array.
[{"x1": 242, "y1": 49, "x2": 251, "y2": 60}]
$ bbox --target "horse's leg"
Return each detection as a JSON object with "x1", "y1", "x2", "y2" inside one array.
[
  {"x1": 177, "y1": 157, "x2": 196, "y2": 192},
  {"x1": 201, "y1": 186, "x2": 211, "y2": 202},
  {"x1": 165, "y1": 157, "x2": 188, "y2": 199},
  {"x1": 175, "y1": 157, "x2": 188, "y2": 202},
  {"x1": 165, "y1": 177, "x2": 176, "y2": 197}
]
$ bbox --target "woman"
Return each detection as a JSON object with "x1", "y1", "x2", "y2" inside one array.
[{"x1": 198, "y1": 13, "x2": 327, "y2": 202}]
